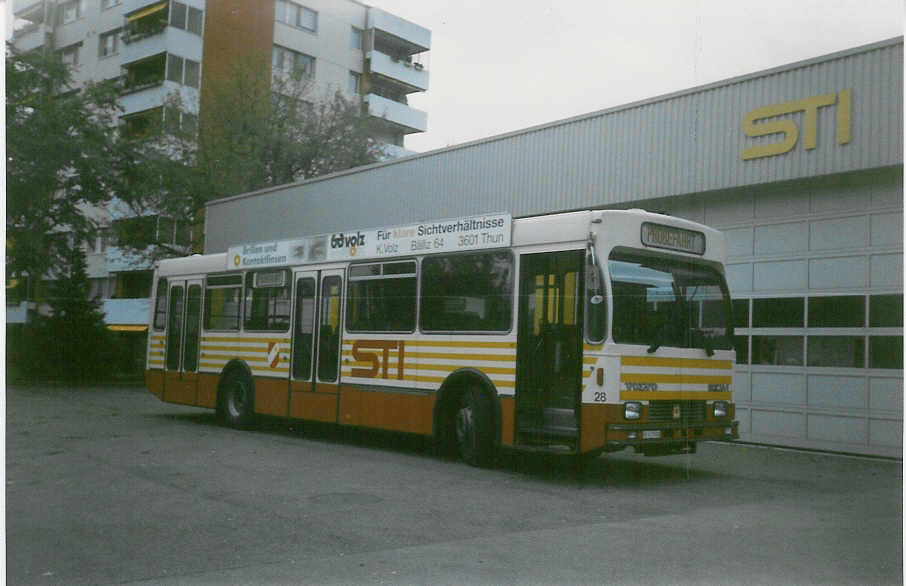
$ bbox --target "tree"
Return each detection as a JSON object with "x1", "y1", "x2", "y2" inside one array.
[
  {"x1": 28, "y1": 247, "x2": 113, "y2": 384},
  {"x1": 6, "y1": 46, "x2": 126, "y2": 296},
  {"x1": 114, "y1": 55, "x2": 381, "y2": 257}
]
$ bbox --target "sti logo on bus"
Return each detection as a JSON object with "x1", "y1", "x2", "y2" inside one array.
[
  {"x1": 331, "y1": 231, "x2": 366, "y2": 253},
  {"x1": 741, "y1": 90, "x2": 852, "y2": 161}
]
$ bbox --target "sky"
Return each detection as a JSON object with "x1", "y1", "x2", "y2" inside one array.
[{"x1": 370, "y1": 0, "x2": 903, "y2": 153}]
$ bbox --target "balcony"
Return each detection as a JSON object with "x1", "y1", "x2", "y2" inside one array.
[
  {"x1": 120, "y1": 80, "x2": 198, "y2": 118},
  {"x1": 107, "y1": 246, "x2": 154, "y2": 272},
  {"x1": 367, "y1": 7, "x2": 430, "y2": 54},
  {"x1": 122, "y1": 25, "x2": 203, "y2": 66},
  {"x1": 364, "y1": 93, "x2": 427, "y2": 134},
  {"x1": 103, "y1": 298, "x2": 152, "y2": 329},
  {"x1": 12, "y1": 23, "x2": 51, "y2": 52},
  {"x1": 368, "y1": 50, "x2": 429, "y2": 93},
  {"x1": 13, "y1": 0, "x2": 44, "y2": 18},
  {"x1": 6, "y1": 301, "x2": 36, "y2": 324},
  {"x1": 122, "y1": 0, "x2": 168, "y2": 16},
  {"x1": 377, "y1": 142, "x2": 417, "y2": 161}
]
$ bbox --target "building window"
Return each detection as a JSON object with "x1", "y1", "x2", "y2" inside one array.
[
  {"x1": 102, "y1": 0, "x2": 121, "y2": 9},
  {"x1": 733, "y1": 299, "x2": 750, "y2": 329},
  {"x1": 170, "y1": 2, "x2": 203, "y2": 35},
  {"x1": 348, "y1": 71, "x2": 361, "y2": 94},
  {"x1": 187, "y1": 6, "x2": 203, "y2": 35},
  {"x1": 59, "y1": 45, "x2": 80, "y2": 68},
  {"x1": 60, "y1": 0, "x2": 85, "y2": 24},
  {"x1": 870, "y1": 294, "x2": 904, "y2": 327},
  {"x1": 89, "y1": 277, "x2": 109, "y2": 300},
  {"x1": 870, "y1": 336, "x2": 904, "y2": 369},
  {"x1": 116, "y1": 271, "x2": 154, "y2": 299},
  {"x1": 350, "y1": 26, "x2": 363, "y2": 50},
  {"x1": 272, "y1": 45, "x2": 315, "y2": 78},
  {"x1": 808, "y1": 295, "x2": 865, "y2": 327},
  {"x1": 170, "y1": 1, "x2": 187, "y2": 29},
  {"x1": 346, "y1": 260, "x2": 417, "y2": 332},
  {"x1": 99, "y1": 228, "x2": 110, "y2": 252},
  {"x1": 184, "y1": 59, "x2": 200, "y2": 88},
  {"x1": 166, "y1": 54, "x2": 201, "y2": 88},
  {"x1": 807, "y1": 336, "x2": 865, "y2": 368},
  {"x1": 99, "y1": 29, "x2": 119, "y2": 58},
  {"x1": 733, "y1": 335, "x2": 749, "y2": 364},
  {"x1": 752, "y1": 297, "x2": 805, "y2": 328},
  {"x1": 275, "y1": 0, "x2": 317, "y2": 32},
  {"x1": 751, "y1": 336, "x2": 804, "y2": 366},
  {"x1": 164, "y1": 107, "x2": 198, "y2": 136},
  {"x1": 167, "y1": 54, "x2": 183, "y2": 83}
]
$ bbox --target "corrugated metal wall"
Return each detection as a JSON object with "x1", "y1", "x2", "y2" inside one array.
[{"x1": 205, "y1": 38, "x2": 902, "y2": 252}]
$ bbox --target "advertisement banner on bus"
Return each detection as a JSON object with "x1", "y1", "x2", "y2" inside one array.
[
  {"x1": 226, "y1": 213, "x2": 512, "y2": 270},
  {"x1": 327, "y1": 213, "x2": 511, "y2": 261}
]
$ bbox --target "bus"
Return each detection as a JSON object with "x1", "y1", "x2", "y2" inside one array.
[{"x1": 145, "y1": 209, "x2": 738, "y2": 466}]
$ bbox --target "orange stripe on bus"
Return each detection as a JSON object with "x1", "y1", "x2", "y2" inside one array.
[
  {"x1": 620, "y1": 356, "x2": 733, "y2": 369},
  {"x1": 344, "y1": 340, "x2": 516, "y2": 349},
  {"x1": 620, "y1": 373, "x2": 732, "y2": 385},
  {"x1": 620, "y1": 391, "x2": 732, "y2": 401}
]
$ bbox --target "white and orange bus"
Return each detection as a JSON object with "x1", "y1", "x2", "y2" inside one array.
[{"x1": 145, "y1": 209, "x2": 738, "y2": 465}]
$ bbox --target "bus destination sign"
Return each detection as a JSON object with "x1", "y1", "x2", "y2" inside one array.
[
  {"x1": 640, "y1": 222, "x2": 706, "y2": 255},
  {"x1": 227, "y1": 213, "x2": 512, "y2": 270}
]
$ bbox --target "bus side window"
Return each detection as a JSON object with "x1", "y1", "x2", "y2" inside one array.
[
  {"x1": 153, "y1": 278, "x2": 168, "y2": 330},
  {"x1": 346, "y1": 260, "x2": 416, "y2": 332},
  {"x1": 420, "y1": 251, "x2": 514, "y2": 333},
  {"x1": 166, "y1": 286, "x2": 185, "y2": 370},
  {"x1": 318, "y1": 276, "x2": 342, "y2": 382},
  {"x1": 292, "y1": 278, "x2": 316, "y2": 380},
  {"x1": 204, "y1": 274, "x2": 242, "y2": 331},
  {"x1": 244, "y1": 270, "x2": 291, "y2": 331}
]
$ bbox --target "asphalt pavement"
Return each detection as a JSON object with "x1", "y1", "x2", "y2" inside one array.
[{"x1": 5, "y1": 385, "x2": 903, "y2": 585}]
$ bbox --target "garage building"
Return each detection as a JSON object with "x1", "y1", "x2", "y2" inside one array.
[{"x1": 205, "y1": 37, "x2": 903, "y2": 457}]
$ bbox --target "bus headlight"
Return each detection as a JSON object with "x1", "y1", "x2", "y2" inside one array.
[
  {"x1": 624, "y1": 402, "x2": 642, "y2": 420},
  {"x1": 713, "y1": 401, "x2": 729, "y2": 418}
]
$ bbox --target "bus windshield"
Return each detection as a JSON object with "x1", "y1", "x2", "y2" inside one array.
[{"x1": 609, "y1": 251, "x2": 733, "y2": 354}]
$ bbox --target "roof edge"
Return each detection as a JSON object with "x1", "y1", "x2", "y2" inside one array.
[{"x1": 207, "y1": 36, "x2": 904, "y2": 209}]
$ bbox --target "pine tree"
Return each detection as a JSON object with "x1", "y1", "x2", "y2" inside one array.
[{"x1": 34, "y1": 246, "x2": 112, "y2": 384}]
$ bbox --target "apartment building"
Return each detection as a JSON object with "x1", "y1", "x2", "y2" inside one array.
[{"x1": 9, "y1": 0, "x2": 431, "y2": 375}]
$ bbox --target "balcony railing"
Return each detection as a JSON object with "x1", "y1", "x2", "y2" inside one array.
[
  {"x1": 367, "y1": 7, "x2": 430, "y2": 53},
  {"x1": 368, "y1": 50, "x2": 429, "y2": 93},
  {"x1": 12, "y1": 23, "x2": 50, "y2": 52},
  {"x1": 364, "y1": 93, "x2": 427, "y2": 134}
]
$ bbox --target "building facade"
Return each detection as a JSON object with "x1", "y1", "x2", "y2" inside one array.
[
  {"x1": 205, "y1": 38, "x2": 904, "y2": 457},
  {"x1": 8, "y1": 0, "x2": 431, "y2": 367}
]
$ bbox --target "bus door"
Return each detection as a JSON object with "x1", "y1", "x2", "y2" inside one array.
[
  {"x1": 163, "y1": 278, "x2": 203, "y2": 405},
  {"x1": 289, "y1": 269, "x2": 343, "y2": 422},
  {"x1": 515, "y1": 251, "x2": 584, "y2": 446}
]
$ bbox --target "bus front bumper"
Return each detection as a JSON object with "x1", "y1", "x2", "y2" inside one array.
[{"x1": 604, "y1": 420, "x2": 738, "y2": 454}]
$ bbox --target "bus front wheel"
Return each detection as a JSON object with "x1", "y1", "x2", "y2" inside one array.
[
  {"x1": 217, "y1": 372, "x2": 255, "y2": 427},
  {"x1": 455, "y1": 386, "x2": 494, "y2": 467}
]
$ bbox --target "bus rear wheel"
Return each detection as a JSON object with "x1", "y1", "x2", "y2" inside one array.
[
  {"x1": 218, "y1": 372, "x2": 255, "y2": 427},
  {"x1": 455, "y1": 386, "x2": 494, "y2": 467}
]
